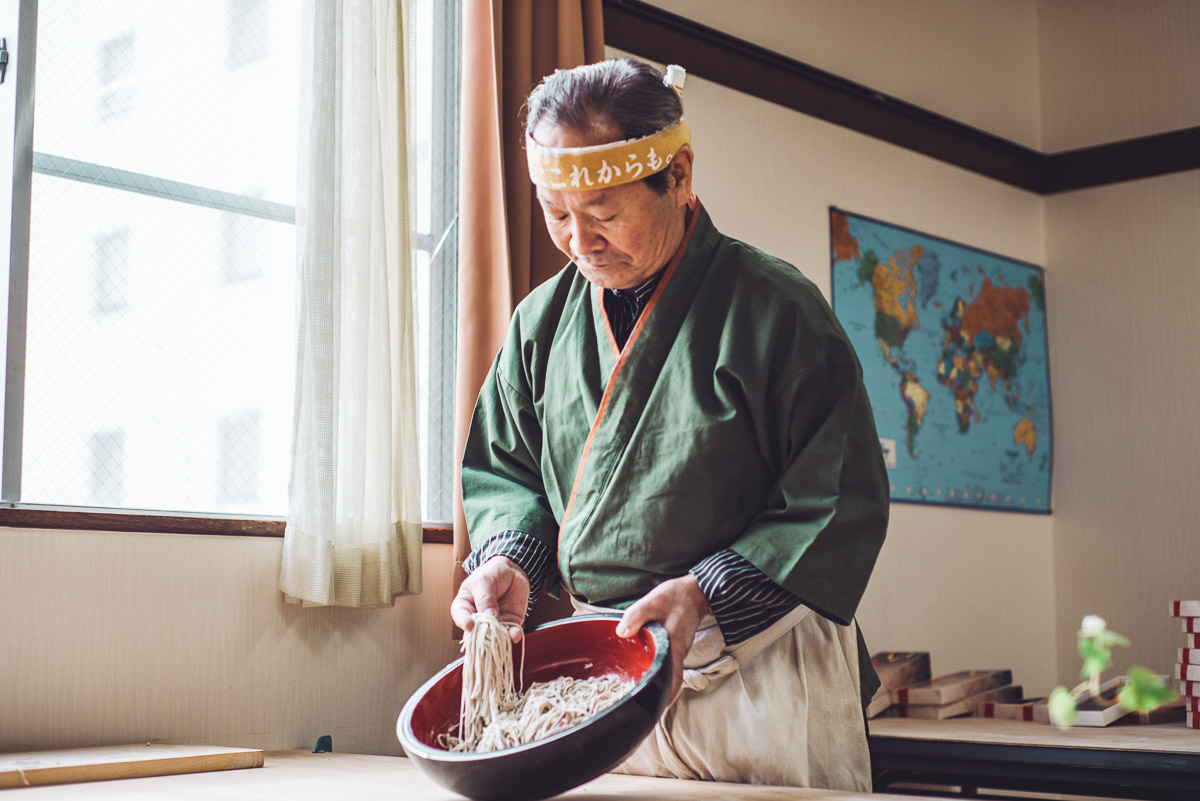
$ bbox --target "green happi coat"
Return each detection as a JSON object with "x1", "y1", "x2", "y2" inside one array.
[{"x1": 462, "y1": 202, "x2": 889, "y2": 699}]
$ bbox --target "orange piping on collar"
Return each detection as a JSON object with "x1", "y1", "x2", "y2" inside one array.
[{"x1": 557, "y1": 202, "x2": 702, "y2": 549}]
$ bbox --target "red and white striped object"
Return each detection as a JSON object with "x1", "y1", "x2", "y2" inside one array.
[
  {"x1": 1171, "y1": 601, "x2": 1200, "y2": 617},
  {"x1": 1176, "y1": 663, "x2": 1200, "y2": 681},
  {"x1": 978, "y1": 697, "x2": 1045, "y2": 722}
]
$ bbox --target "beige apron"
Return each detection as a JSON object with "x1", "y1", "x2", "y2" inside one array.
[{"x1": 570, "y1": 596, "x2": 871, "y2": 791}]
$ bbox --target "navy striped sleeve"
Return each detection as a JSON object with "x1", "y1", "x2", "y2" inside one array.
[
  {"x1": 463, "y1": 530, "x2": 558, "y2": 619},
  {"x1": 690, "y1": 549, "x2": 802, "y2": 646}
]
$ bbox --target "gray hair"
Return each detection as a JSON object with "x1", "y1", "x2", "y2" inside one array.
[{"x1": 525, "y1": 58, "x2": 683, "y2": 193}]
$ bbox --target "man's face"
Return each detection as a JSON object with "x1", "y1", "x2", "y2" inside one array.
[{"x1": 532, "y1": 121, "x2": 692, "y2": 291}]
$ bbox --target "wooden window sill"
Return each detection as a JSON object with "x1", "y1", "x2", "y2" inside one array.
[{"x1": 0, "y1": 506, "x2": 452, "y2": 544}]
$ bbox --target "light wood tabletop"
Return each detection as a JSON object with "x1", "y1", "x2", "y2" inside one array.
[
  {"x1": 870, "y1": 715, "x2": 1200, "y2": 753},
  {"x1": 8, "y1": 750, "x2": 945, "y2": 800}
]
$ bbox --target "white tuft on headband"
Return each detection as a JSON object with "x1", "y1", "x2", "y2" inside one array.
[{"x1": 664, "y1": 64, "x2": 686, "y2": 93}]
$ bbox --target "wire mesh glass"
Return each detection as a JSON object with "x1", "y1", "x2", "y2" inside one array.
[
  {"x1": 410, "y1": 0, "x2": 459, "y2": 524},
  {"x1": 20, "y1": 0, "x2": 459, "y2": 519},
  {"x1": 24, "y1": 1, "x2": 298, "y2": 515}
]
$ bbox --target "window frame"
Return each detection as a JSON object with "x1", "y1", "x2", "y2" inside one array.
[
  {"x1": 0, "y1": 504, "x2": 453, "y2": 542},
  {"x1": 0, "y1": 0, "x2": 457, "y2": 542}
]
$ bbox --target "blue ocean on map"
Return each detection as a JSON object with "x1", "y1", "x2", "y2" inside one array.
[{"x1": 830, "y1": 209, "x2": 1053, "y2": 513}]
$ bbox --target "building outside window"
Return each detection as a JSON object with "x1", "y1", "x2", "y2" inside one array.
[
  {"x1": 221, "y1": 209, "x2": 265, "y2": 284},
  {"x1": 87, "y1": 428, "x2": 125, "y2": 507},
  {"x1": 227, "y1": 0, "x2": 269, "y2": 71},
  {"x1": 92, "y1": 226, "x2": 131, "y2": 315},
  {"x1": 217, "y1": 410, "x2": 261, "y2": 507},
  {"x1": 97, "y1": 30, "x2": 135, "y2": 121}
]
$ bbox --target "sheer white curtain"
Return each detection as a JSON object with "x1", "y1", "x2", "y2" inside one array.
[{"x1": 280, "y1": 0, "x2": 423, "y2": 607}]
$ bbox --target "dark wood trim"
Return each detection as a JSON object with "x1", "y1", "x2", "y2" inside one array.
[
  {"x1": 422, "y1": 524, "x2": 454, "y2": 545},
  {"x1": 0, "y1": 506, "x2": 285, "y2": 537},
  {"x1": 0, "y1": 506, "x2": 453, "y2": 544},
  {"x1": 1043, "y1": 127, "x2": 1200, "y2": 194},
  {"x1": 602, "y1": 0, "x2": 1200, "y2": 196},
  {"x1": 602, "y1": 0, "x2": 1046, "y2": 192}
]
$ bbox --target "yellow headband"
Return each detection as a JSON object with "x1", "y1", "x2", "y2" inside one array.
[{"x1": 526, "y1": 120, "x2": 691, "y2": 192}]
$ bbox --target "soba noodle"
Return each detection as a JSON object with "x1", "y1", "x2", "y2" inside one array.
[{"x1": 439, "y1": 613, "x2": 633, "y2": 752}]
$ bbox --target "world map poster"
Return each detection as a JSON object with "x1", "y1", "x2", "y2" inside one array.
[{"x1": 830, "y1": 208, "x2": 1053, "y2": 513}]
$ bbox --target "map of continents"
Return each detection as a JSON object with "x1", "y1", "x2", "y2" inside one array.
[{"x1": 830, "y1": 209, "x2": 1052, "y2": 512}]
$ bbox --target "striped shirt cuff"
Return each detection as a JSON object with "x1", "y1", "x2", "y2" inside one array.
[
  {"x1": 463, "y1": 530, "x2": 558, "y2": 618},
  {"x1": 690, "y1": 549, "x2": 802, "y2": 646}
]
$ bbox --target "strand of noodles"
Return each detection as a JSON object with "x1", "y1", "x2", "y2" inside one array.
[
  {"x1": 475, "y1": 674, "x2": 631, "y2": 752},
  {"x1": 440, "y1": 613, "x2": 633, "y2": 752},
  {"x1": 449, "y1": 613, "x2": 519, "y2": 750}
]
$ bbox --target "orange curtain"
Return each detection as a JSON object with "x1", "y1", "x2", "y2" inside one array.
[{"x1": 452, "y1": 1, "x2": 604, "y2": 618}]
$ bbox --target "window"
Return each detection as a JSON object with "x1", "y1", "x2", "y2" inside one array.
[
  {"x1": 227, "y1": 0, "x2": 269, "y2": 71},
  {"x1": 97, "y1": 31, "x2": 135, "y2": 121},
  {"x1": 217, "y1": 410, "x2": 261, "y2": 506},
  {"x1": 1, "y1": 0, "x2": 460, "y2": 523},
  {"x1": 411, "y1": 0, "x2": 460, "y2": 523},
  {"x1": 92, "y1": 227, "x2": 131, "y2": 314},
  {"x1": 221, "y1": 209, "x2": 265, "y2": 284},
  {"x1": 87, "y1": 429, "x2": 125, "y2": 507}
]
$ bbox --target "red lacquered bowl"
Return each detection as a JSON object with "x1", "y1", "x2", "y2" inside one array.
[{"x1": 397, "y1": 614, "x2": 671, "y2": 801}]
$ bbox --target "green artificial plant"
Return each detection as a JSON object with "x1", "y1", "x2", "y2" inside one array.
[{"x1": 1047, "y1": 615, "x2": 1177, "y2": 728}]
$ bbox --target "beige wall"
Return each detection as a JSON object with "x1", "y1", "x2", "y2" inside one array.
[
  {"x1": 1046, "y1": 171, "x2": 1200, "y2": 684},
  {"x1": 646, "y1": 0, "x2": 1044, "y2": 149},
  {"x1": 1039, "y1": 0, "x2": 1200, "y2": 151},
  {"x1": 1039, "y1": 1, "x2": 1200, "y2": 682},
  {"x1": 1, "y1": 531, "x2": 461, "y2": 755}
]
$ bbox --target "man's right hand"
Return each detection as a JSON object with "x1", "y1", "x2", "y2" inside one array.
[{"x1": 450, "y1": 555, "x2": 530, "y2": 643}]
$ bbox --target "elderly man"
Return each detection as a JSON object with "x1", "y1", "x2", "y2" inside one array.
[{"x1": 451, "y1": 57, "x2": 888, "y2": 791}]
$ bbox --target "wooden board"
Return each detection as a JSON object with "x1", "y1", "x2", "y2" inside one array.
[{"x1": 0, "y1": 744, "x2": 263, "y2": 788}]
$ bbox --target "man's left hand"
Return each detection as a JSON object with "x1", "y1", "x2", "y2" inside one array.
[{"x1": 615, "y1": 574, "x2": 711, "y2": 700}]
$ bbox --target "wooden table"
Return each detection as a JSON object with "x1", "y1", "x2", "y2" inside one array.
[
  {"x1": 7, "y1": 749, "x2": 943, "y2": 800},
  {"x1": 869, "y1": 717, "x2": 1200, "y2": 800}
]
